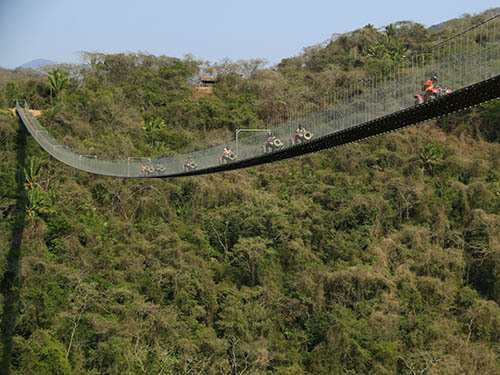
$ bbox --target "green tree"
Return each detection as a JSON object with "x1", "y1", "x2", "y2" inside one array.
[
  {"x1": 384, "y1": 24, "x2": 396, "y2": 44},
  {"x1": 47, "y1": 68, "x2": 69, "y2": 97},
  {"x1": 13, "y1": 330, "x2": 71, "y2": 375}
]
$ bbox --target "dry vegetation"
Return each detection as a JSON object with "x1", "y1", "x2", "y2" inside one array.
[{"x1": 0, "y1": 9, "x2": 500, "y2": 375}]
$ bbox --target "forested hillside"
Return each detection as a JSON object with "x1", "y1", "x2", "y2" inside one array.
[{"x1": 1, "y1": 10, "x2": 500, "y2": 375}]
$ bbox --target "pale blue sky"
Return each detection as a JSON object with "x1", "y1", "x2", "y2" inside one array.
[{"x1": 0, "y1": 0, "x2": 498, "y2": 69}]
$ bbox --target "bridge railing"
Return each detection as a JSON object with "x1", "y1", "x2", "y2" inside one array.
[{"x1": 15, "y1": 14, "x2": 500, "y2": 178}]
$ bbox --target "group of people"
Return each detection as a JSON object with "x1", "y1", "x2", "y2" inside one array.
[
  {"x1": 145, "y1": 74, "x2": 448, "y2": 176},
  {"x1": 140, "y1": 162, "x2": 166, "y2": 175},
  {"x1": 189, "y1": 125, "x2": 314, "y2": 169},
  {"x1": 263, "y1": 125, "x2": 313, "y2": 153}
]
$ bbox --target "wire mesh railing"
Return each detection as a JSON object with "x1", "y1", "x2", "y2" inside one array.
[{"x1": 15, "y1": 14, "x2": 500, "y2": 178}]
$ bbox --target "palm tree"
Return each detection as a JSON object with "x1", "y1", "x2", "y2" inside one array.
[
  {"x1": 142, "y1": 116, "x2": 163, "y2": 132},
  {"x1": 390, "y1": 43, "x2": 407, "y2": 63},
  {"x1": 48, "y1": 68, "x2": 69, "y2": 96},
  {"x1": 47, "y1": 68, "x2": 69, "y2": 108},
  {"x1": 368, "y1": 44, "x2": 389, "y2": 59},
  {"x1": 384, "y1": 24, "x2": 396, "y2": 45},
  {"x1": 24, "y1": 157, "x2": 41, "y2": 190}
]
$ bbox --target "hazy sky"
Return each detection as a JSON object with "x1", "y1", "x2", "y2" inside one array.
[{"x1": 0, "y1": 0, "x2": 498, "y2": 69}]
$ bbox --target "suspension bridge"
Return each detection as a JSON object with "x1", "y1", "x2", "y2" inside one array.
[{"x1": 15, "y1": 15, "x2": 500, "y2": 178}]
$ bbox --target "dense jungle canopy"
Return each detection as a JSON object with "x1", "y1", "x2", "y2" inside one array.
[{"x1": 1, "y1": 9, "x2": 500, "y2": 375}]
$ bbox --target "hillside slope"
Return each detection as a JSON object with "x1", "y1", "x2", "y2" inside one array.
[{"x1": 0, "y1": 10, "x2": 500, "y2": 375}]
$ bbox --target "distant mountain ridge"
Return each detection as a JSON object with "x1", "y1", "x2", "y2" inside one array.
[{"x1": 19, "y1": 58, "x2": 56, "y2": 70}]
